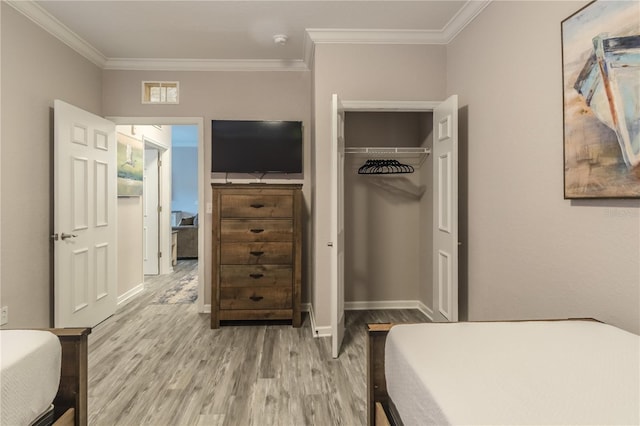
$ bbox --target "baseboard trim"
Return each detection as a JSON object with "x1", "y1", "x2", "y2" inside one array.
[
  {"x1": 117, "y1": 283, "x2": 144, "y2": 306},
  {"x1": 296, "y1": 301, "x2": 434, "y2": 338},
  {"x1": 346, "y1": 299, "x2": 435, "y2": 326},
  {"x1": 305, "y1": 303, "x2": 331, "y2": 338},
  {"x1": 345, "y1": 300, "x2": 431, "y2": 312},
  {"x1": 313, "y1": 325, "x2": 332, "y2": 338},
  {"x1": 416, "y1": 301, "x2": 435, "y2": 321}
]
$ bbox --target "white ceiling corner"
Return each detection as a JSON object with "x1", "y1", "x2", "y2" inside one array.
[
  {"x1": 441, "y1": 0, "x2": 492, "y2": 43},
  {"x1": 303, "y1": 30, "x2": 316, "y2": 70},
  {"x1": 5, "y1": 0, "x2": 107, "y2": 68},
  {"x1": 305, "y1": 0, "x2": 492, "y2": 46}
]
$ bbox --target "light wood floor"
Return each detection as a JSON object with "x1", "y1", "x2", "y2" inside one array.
[{"x1": 88, "y1": 261, "x2": 429, "y2": 426}]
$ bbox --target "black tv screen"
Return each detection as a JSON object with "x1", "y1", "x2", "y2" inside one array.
[{"x1": 211, "y1": 120, "x2": 303, "y2": 173}]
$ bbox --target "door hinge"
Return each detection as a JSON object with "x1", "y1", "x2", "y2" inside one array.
[
  {"x1": 158, "y1": 205, "x2": 162, "y2": 213},
  {"x1": 158, "y1": 158, "x2": 162, "y2": 167},
  {"x1": 158, "y1": 252, "x2": 162, "y2": 258}
]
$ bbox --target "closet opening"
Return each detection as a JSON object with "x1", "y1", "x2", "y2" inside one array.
[
  {"x1": 329, "y1": 95, "x2": 459, "y2": 357},
  {"x1": 343, "y1": 111, "x2": 435, "y2": 311}
]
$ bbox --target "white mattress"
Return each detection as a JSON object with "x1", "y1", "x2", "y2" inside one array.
[
  {"x1": 1, "y1": 330, "x2": 62, "y2": 426},
  {"x1": 385, "y1": 321, "x2": 640, "y2": 426}
]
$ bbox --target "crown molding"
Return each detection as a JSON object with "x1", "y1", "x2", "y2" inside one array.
[
  {"x1": 303, "y1": 30, "x2": 316, "y2": 70},
  {"x1": 441, "y1": 0, "x2": 492, "y2": 43},
  {"x1": 7, "y1": 0, "x2": 490, "y2": 72},
  {"x1": 6, "y1": 0, "x2": 306, "y2": 72},
  {"x1": 5, "y1": 0, "x2": 107, "y2": 68},
  {"x1": 306, "y1": 28, "x2": 448, "y2": 45},
  {"x1": 305, "y1": 0, "x2": 492, "y2": 46},
  {"x1": 103, "y1": 58, "x2": 309, "y2": 72}
]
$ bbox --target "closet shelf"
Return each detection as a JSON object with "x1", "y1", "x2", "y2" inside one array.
[{"x1": 344, "y1": 147, "x2": 430, "y2": 167}]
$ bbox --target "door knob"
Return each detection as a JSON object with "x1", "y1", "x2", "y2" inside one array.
[{"x1": 60, "y1": 233, "x2": 77, "y2": 240}]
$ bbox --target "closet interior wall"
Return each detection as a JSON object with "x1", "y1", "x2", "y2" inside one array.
[{"x1": 343, "y1": 112, "x2": 434, "y2": 307}]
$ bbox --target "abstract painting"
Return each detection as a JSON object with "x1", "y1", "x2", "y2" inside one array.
[
  {"x1": 117, "y1": 132, "x2": 143, "y2": 196},
  {"x1": 562, "y1": 0, "x2": 640, "y2": 198}
]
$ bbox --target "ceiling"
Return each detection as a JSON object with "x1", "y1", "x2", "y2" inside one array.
[{"x1": 9, "y1": 1, "x2": 490, "y2": 71}]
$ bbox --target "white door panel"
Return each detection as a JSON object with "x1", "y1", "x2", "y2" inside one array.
[
  {"x1": 433, "y1": 95, "x2": 459, "y2": 322},
  {"x1": 54, "y1": 100, "x2": 117, "y2": 327},
  {"x1": 144, "y1": 148, "x2": 160, "y2": 275},
  {"x1": 331, "y1": 94, "x2": 346, "y2": 358}
]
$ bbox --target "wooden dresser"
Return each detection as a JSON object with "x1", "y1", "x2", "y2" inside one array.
[{"x1": 211, "y1": 184, "x2": 302, "y2": 328}]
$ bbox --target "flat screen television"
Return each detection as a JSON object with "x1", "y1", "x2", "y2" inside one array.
[{"x1": 211, "y1": 120, "x2": 303, "y2": 174}]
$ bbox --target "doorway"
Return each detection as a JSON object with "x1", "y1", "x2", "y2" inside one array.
[
  {"x1": 170, "y1": 125, "x2": 199, "y2": 262},
  {"x1": 110, "y1": 117, "x2": 206, "y2": 314}
]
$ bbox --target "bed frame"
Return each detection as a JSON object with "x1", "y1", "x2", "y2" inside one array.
[
  {"x1": 366, "y1": 319, "x2": 601, "y2": 426},
  {"x1": 48, "y1": 328, "x2": 91, "y2": 426},
  {"x1": 366, "y1": 323, "x2": 396, "y2": 426}
]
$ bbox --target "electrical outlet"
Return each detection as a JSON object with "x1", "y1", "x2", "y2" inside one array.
[{"x1": 1, "y1": 306, "x2": 8, "y2": 326}]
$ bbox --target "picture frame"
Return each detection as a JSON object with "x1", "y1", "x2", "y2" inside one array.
[
  {"x1": 561, "y1": 0, "x2": 640, "y2": 199},
  {"x1": 117, "y1": 132, "x2": 143, "y2": 196}
]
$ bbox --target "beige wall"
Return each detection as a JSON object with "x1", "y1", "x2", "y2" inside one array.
[
  {"x1": 102, "y1": 69, "x2": 312, "y2": 306},
  {"x1": 343, "y1": 112, "x2": 432, "y2": 303},
  {"x1": 117, "y1": 197, "x2": 143, "y2": 296},
  {"x1": 447, "y1": 1, "x2": 640, "y2": 333},
  {"x1": 0, "y1": 3, "x2": 103, "y2": 328},
  {"x1": 312, "y1": 44, "x2": 447, "y2": 327}
]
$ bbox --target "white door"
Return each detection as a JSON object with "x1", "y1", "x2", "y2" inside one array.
[
  {"x1": 330, "y1": 94, "x2": 346, "y2": 358},
  {"x1": 54, "y1": 100, "x2": 117, "y2": 327},
  {"x1": 144, "y1": 148, "x2": 160, "y2": 275},
  {"x1": 432, "y1": 95, "x2": 459, "y2": 322}
]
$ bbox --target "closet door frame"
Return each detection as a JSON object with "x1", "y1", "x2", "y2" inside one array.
[{"x1": 330, "y1": 99, "x2": 458, "y2": 357}]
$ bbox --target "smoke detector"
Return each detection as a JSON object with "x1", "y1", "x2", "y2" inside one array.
[{"x1": 273, "y1": 34, "x2": 288, "y2": 46}]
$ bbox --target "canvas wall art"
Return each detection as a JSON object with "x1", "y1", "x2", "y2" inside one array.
[
  {"x1": 562, "y1": 0, "x2": 640, "y2": 198},
  {"x1": 117, "y1": 132, "x2": 143, "y2": 196}
]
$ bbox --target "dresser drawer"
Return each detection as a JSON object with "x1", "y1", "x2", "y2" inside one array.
[
  {"x1": 220, "y1": 287, "x2": 292, "y2": 310},
  {"x1": 220, "y1": 219, "x2": 293, "y2": 242},
  {"x1": 220, "y1": 194, "x2": 293, "y2": 218},
  {"x1": 220, "y1": 265, "x2": 292, "y2": 287},
  {"x1": 220, "y1": 242, "x2": 292, "y2": 264}
]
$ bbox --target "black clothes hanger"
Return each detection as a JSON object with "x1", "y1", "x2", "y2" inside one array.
[{"x1": 357, "y1": 159, "x2": 414, "y2": 175}]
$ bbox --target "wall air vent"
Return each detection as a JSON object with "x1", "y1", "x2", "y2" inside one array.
[{"x1": 142, "y1": 81, "x2": 179, "y2": 104}]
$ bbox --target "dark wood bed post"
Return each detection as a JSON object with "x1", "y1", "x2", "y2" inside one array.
[
  {"x1": 367, "y1": 323, "x2": 394, "y2": 426},
  {"x1": 49, "y1": 328, "x2": 91, "y2": 426}
]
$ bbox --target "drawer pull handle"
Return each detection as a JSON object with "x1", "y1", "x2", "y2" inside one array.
[
  {"x1": 250, "y1": 251, "x2": 265, "y2": 257},
  {"x1": 249, "y1": 295, "x2": 264, "y2": 302},
  {"x1": 250, "y1": 228, "x2": 265, "y2": 234},
  {"x1": 249, "y1": 273, "x2": 264, "y2": 279},
  {"x1": 250, "y1": 203, "x2": 265, "y2": 209}
]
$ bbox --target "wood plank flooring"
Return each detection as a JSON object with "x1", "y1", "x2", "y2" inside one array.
[{"x1": 88, "y1": 261, "x2": 429, "y2": 426}]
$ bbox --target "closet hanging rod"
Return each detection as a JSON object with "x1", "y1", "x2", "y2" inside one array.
[
  {"x1": 344, "y1": 147, "x2": 430, "y2": 155},
  {"x1": 344, "y1": 147, "x2": 430, "y2": 167}
]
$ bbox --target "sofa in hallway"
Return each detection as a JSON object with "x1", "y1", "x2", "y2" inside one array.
[{"x1": 172, "y1": 212, "x2": 198, "y2": 259}]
